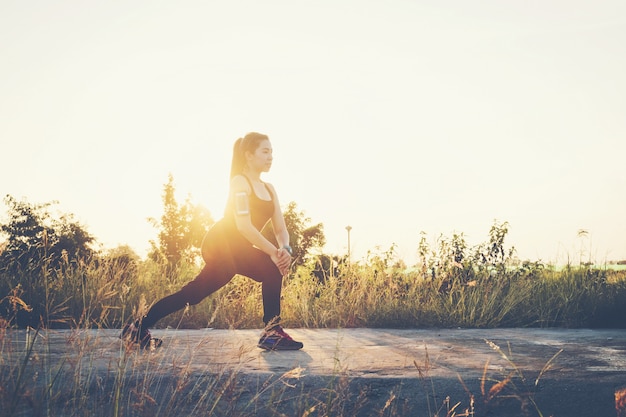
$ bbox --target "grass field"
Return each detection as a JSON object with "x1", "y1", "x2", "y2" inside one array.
[{"x1": 1, "y1": 225, "x2": 625, "y2": 416}]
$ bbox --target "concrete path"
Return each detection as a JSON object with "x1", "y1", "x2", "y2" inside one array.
[{"x1": 3, "y1": 328, "x2": 626, "y2": 416}]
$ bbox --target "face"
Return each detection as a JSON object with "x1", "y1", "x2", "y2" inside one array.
[{"x1": 245, "y1": 139, "x2": 273, "y2": 173}]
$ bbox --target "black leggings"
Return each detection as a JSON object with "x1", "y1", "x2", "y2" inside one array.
[{"x1": 142, "y1": 228, "x2": 283, "y2": 329}]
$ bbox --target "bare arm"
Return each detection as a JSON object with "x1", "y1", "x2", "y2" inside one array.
[
  {"x1": 267, "y1": 183, "x2": 290, "y2": 249},
  {"x1": 267, "y1": 183, "x2": 292, "y2": 273},
  {"x1": 230, "y1": 176, "x2": 278, "y2": 257}
]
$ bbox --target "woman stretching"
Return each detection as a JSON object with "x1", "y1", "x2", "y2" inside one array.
[{"x1": 122, "y1": 132, "x2": 303, "y2": 350}]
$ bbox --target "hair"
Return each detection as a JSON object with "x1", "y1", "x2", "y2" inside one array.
[{"x1": 230, "y1": 132, "x2": 270, "y2": 179}]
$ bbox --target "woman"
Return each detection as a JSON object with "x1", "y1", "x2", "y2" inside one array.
[{"x1": 122, "y1": 132, "x2": 303, "y2": 351}]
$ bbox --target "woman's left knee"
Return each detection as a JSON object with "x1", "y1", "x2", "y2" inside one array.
[{"x1": 266, "y1": 269, "x2": 283, "y2": 285}]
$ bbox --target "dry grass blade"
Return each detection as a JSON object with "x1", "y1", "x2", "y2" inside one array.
[
  {"x1": 6, "y1": 296, "x2": 32, "y2": 313},
  {"x1": 302, "y1": 405, "x2": 317, "y2": 417},
  {"x1": 413, "y1": 344, "x2": 431, "y2": 377},
  {"x1": 535, "y1": 348, "x2": 563, "y2": 387},
  {"x1": 484, "y1": 339, "x2": 524, "y2": 381},
  {"x1": 381, "y1": 391, "x2": 396, "y2": 414},
  {"x1": 616, "y1": 387, "x2": 626, "y2": 417},
  {"x1": 445, "y1": 400, "x2": 462, "y2": 417},
  {"x1": 480, "y1": 359, "x2": 490, "y2": 397},
  {"x1": 487, "y1": 373, "x2": 513, "y2": 402},
  {"x1": 281, "y1": 367, "x2": 305, "y2": 388},
  {"x1": 282, "y1": 367, "x2": 305, "y2": 380},
  {"x1": 456, "y1": 372, "x2": 472, "y2": 398}
]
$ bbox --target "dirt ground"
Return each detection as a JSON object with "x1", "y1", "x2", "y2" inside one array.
[{"x1": 4, "y1": 328, "x2": 626, "y2": 416}]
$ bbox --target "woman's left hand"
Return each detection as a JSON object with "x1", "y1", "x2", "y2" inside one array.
[{"x1": 276, "y1": 248, "x2": 292, "y2": 275}]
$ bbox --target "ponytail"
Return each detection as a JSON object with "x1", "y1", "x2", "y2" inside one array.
[
  {"x1": 229, "y1": 132, "x2": 269, "y2": 179},
  {"x1": 230, "y1": 137, "x2": 244, "y2": 179}
]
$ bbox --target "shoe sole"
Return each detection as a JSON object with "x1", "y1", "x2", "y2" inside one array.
[
  {"x1": 120, "y1": 325, "x2": 163, "y2": 350},
  {"x1": 141, "y1": 338, "x2": 163, "y2": 350},
  {"x1": 258, "y1": 343, "x2": 303, "y2": 351}
]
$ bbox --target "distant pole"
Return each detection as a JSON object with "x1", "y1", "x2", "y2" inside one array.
[{"x1": 345, "y1": 225, "x2": 352, "y2": 265}]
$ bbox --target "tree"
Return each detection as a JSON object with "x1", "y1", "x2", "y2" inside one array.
[
  {"x1": 0, "y1": 195, "x2": 97, "y2": 327},
  {"x1": 148, "y1": 174, "x2": 215, "y2": 266},
  {"x1": 101, "y1": 244, "x2": 141, "y2": 282},
  {"x1": 262, "y1": 201, "x2": 325, "y2": 268},
  {"x1": 0, "y1": 195, "x2": 95, "y2": 274}
]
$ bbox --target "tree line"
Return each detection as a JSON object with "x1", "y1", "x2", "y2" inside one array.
[
  {"x1": 0, "y1": 174, "x2": 325, "y2": 272},
  {"x1": 0, "y1": 175, "x2": 326, "y2": 327}
]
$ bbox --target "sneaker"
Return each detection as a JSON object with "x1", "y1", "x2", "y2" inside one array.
[
  {"x1": 121, "y1": 321, "x2": 163, "y2": 350},
  {"x1": 258, "y1": 326, "x2": 303, "y2": 351}
]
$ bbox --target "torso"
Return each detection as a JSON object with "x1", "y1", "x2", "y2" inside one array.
[
  {"x1": 248, "y1": 178, "x2": 272, "y2": 201},
  {"x1": 222, "y1": 175, "x2": 274, "y2": 232},
  {"x1": 202, "y1": 175, "x2": 274, "y2": 259}
]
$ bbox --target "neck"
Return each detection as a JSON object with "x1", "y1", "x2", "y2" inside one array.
[{"x1": 242, "y1": 167, "x2": 262, "y2": 181}]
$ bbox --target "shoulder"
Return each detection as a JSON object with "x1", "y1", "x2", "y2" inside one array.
[
  {"x1": 230, "y1": 175, "x2": 251, "y2": 193},
  {"x1": 264, "y1": 181, "x2": 277, "y2": 192},
  {"x1": 264, "y1": 182, "x2": 280, "y2": 203}
]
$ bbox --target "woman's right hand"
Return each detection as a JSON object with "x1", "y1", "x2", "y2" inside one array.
[{"x1": 271, "y1": 249, "x2": 291, "y2": 275}]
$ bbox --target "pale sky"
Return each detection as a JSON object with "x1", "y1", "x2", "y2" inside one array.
[{"x1": 1, "y1": 1, "x2": 625, "y2": 265}]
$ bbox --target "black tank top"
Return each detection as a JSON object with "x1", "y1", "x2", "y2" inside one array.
[
  {"x1": 223, "y1": 175, "x2": 275, "y2": 231},
  {"x1": 201, "y1": 176, "x2": 275, "y2": 261}
]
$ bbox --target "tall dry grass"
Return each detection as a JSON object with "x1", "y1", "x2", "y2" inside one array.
[
  {"x1": 1, "y1": 233, "x2": 625, "y2": 331},
  {"x1": 2, "y1": 244, "x2": 624, "y2": 416}
]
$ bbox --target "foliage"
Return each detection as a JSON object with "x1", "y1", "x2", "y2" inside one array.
[
  {"x1": 2, "y1": 195, "x2": 624, "y2": 417},
  {"x1": 311, "y1": 253, "x2": 345, "y2": 283},
  {"x1": 2, "y1": 209, "x2": 625, "y2": 331},
  {"x1": 0, "y1": 195, "x2": 96, "y2": 274},
  {"x1": 147, "y1": 174, "x2": 215, "y2": 266},
  {"x1": 262, "y1": 201, "x2": 326, "y2": 268},
  {"x1": 148, "y1": 177, "x2": 323, "y2": 271},
  {"x1": 417, "y1": 220, "x2": 516, "y2": 294},
  {"x1": 0, "y1": 195, "x2": 97, "y2": 327}
]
